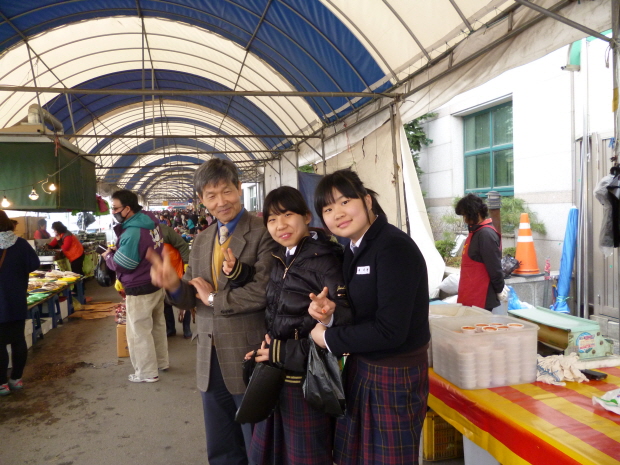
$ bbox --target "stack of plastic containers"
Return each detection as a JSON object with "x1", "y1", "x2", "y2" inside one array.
[{"x1": 431, "y1": 315, "x2": 539, "y2": 390}]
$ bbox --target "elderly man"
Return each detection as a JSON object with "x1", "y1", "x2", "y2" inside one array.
[
  {"x1": 149, "y1": 158, "x2": 276, "y2": 465},
  {"x1": 104, "y1": 190, "x2": 168, "y2": 383}
]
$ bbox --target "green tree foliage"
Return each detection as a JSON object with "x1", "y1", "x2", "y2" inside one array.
[
  {"x1": 298, "y1": 164, "x2": 315, "y2": 173},
  {"x1": 403, "y1": 113, "x2": 437, "y2": 179},
  {"x1": 499, "y1": 197, "x2": 546, "y2": 235}
]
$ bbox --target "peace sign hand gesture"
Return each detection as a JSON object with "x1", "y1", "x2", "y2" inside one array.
[
  {"x1": 222, "y1": 248, "x2": 237, "y2": 275},
  {"x1": 308, "y1": 286, "x2": 335, "y2": 324}
]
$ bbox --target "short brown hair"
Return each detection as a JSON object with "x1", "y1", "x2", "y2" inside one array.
[{"x1": 0, "y1": 210, "x2": 14, "y2": 232}]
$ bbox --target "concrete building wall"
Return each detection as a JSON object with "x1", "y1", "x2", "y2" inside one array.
[{"x1": 418, "y1": 38, "x2": 613, "y2": 274}]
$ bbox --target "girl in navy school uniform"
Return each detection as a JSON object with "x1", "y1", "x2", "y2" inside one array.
[
  {"x1": 224, "y1": 186, "x2": 351, "y2": 465},
  {"x1": 309, "y1": 169, "x2": 430, "y2": 465}
]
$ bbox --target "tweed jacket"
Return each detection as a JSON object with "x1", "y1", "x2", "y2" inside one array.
[{"x1": 168, "y1": 211, "x2": 277, "y2": 394}]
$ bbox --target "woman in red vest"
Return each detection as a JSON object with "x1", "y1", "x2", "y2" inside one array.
[
  {"x1": 48, "y1": 222, "x2": 85, "y2": 275},
  {"x1": 455, "y1": 194, "x2": 505, "y2": 311}
]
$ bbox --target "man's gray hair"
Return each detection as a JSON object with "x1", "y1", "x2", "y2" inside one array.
[{"x1": 194, "y1": 158, "x2": 239, "y2": 196}]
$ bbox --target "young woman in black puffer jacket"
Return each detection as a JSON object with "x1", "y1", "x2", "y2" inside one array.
[{"x1": 223, "y1": 186, "x2": 351, "y2": 465}]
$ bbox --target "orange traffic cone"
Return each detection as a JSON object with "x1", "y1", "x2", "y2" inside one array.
[{"x1": 513, "y1": 213, "x2": 541, "y2": 276}]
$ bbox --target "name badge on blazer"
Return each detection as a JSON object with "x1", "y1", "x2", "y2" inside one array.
[{"x1": 356, "y1": 266, "x2": 370, "y2": 275}]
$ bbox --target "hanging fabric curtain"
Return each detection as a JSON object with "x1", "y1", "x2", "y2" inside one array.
[{"x1": 551, "y1": 207, "x2": 579, "y2": 313}]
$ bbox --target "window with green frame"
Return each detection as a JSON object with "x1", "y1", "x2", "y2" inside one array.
[{"x1": 463, "y1": 102, "x2": 513, "y2": 196}]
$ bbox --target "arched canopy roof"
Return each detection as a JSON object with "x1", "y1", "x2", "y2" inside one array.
[{"x1": 0, "y1": 0, "x2": 543, "y2": 202}]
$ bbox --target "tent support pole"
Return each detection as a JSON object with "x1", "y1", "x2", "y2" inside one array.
[
  {"x1": 321, "y1": 129, "x2": 326, "y2": 175},
  {"x1": 513, "y1": 0, "x2": 612, "y2": 43},
  {"x1": 389, "y1": 104, "x2": 402, "y2": 230}
]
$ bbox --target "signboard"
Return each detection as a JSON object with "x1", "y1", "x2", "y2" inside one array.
[{"x1": 162, "y1": 201, "x2": 168, "y2": 206}]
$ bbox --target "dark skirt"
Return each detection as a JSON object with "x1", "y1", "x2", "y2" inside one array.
[
  {"x1": 0, "y1": 319, "x2": 26, "y2": 345},
  {"x1": 250, "y1": 383, "x2": 334, "y2": 465},
  {"x1": 334, "y1": 355, "x2": 429, "y2": 465}
]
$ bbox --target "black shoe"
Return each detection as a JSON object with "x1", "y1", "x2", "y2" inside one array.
[{"x1": 167, "y1": 330, "x2": 176, "y2": 337}]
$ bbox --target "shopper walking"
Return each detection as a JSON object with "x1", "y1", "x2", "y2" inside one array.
[
  {"x1": 160, "y1": 224, "x2": 192, "y2": 338},
  {"x1": 148, "y1": 158, "x2": 277, "y2": 465},
  {"x1": 240, "y1": 186, "x2": 351, "y2": 465},
  {"x1": 455, "y1": 193, "x2": 506, "y2": 310},
  {"x1": 48, "y1": 222, "x2": 85, "y2": 275},
  {"x1": 103, "y1": 190, "x2": 168, "y2": 383},
  {"x1": 310, "y1": 169, "x2": 430, "y2": 465},
  {"x1": 0, "y1": 210, "x2": 40, "y2": 395}
]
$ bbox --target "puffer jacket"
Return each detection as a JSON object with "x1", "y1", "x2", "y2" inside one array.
[{"x1": 265, "y1": 230, "x2": 352, "y2": 378}]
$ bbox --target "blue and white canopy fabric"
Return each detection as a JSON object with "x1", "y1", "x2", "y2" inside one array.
[{"x1": 0, "y1": 0, "x2": 611, "y2": 202}]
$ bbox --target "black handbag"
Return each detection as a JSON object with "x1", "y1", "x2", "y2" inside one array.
[
  {"x1": 95, "y1": 255, "x2": 116, "y2": 287},
  {"x1": 302, "y1": 335, "x2": 346, "y2": 417},
  {"x1": 235, "y1": 362, "x2": 285, "y2": 424}
]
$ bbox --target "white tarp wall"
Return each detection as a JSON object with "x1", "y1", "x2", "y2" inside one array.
[
  {"x1": 263, "y1": 150, "x2": 299, "y2": 195},
  {"x1": 272, "y1": 105, "x2": 446, "y2": 296}
]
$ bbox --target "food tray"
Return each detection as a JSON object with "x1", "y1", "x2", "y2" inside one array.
[{"x1": 431, "y1": 315, "x2": 539, "y2": 390}]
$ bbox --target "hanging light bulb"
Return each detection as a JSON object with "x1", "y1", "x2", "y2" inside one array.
[
  {"x1": 1, "y1": 195, "x2": 10, "y2": 208},
  {"x1": 29, "y1": 187, "x2": 39, "y2": 201},
  {"x1": 48, "y1": 183, "x2": 57, "y2": 192}
]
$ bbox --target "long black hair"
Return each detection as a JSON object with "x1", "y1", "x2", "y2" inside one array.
[
  {"x1": 455, "y1": 193, "x2": 488, "y2": 223},
  {"x1": 314, "y1": 169, "x2": 385, "y2": 229},
  {"x1": 262, "y1": 186, "x2": 311, "y2": 227}
]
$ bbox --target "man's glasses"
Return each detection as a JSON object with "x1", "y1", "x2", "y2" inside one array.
[{"x1": 112, "y1": 206, "x2": 125, "y2": 213}]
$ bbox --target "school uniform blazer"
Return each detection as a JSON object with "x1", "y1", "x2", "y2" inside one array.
[
  {"x1": 168, "y1": 211, "x2": 277, "y2": 394},
  {"x1": 324, "y1": 215, "x2": 430, "y2": 360}
]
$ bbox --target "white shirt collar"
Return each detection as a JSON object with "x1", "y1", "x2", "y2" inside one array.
[{"x1": 350, "y1": 232, "x2": 366, "y2": 252}]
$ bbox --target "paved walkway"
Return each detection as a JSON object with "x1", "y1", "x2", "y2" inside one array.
[
  {"x1": 1, "y1": 281, "x2": 205, "y2": 465},
  {"x1": 1, "y1": 279, "x2": 464, "y2": 465}
]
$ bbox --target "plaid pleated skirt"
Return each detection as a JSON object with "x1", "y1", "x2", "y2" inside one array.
[
  {"x1": 334, "y1": 355, "x2": 429, "y2": 465},
  {"x1": 250, "y1": 383, "x2": 334, "y2": 465}
]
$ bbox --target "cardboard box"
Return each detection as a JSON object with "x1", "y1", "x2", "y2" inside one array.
[
  {"x1": 59, "y1": 299, "x2": 69, "y2": 320},
  {"x1": 41, "y1": 318, "x2": 52, "y2": 335},
  {"x1": 11, "y1": 216, "x2": 44, "y2": 239},
  {"x1": 116, "y1": 324, "x2": 129, "y2": 358}
]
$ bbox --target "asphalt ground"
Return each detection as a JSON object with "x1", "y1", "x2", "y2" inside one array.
[{"x1": 1, "y1": 279, "x2": 464, "y2": 465}]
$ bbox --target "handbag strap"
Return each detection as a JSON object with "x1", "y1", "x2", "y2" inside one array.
[{"x1": 0, "y1": 248, "x2": 7, "y2": 270}]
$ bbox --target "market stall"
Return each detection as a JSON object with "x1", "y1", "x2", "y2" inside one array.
[
  {"x1": 26, "y1": 270, "x2": 84, "y2": 345},
  {"x1": 428, "y1": 368, "x2": 620, "y2": 465}
]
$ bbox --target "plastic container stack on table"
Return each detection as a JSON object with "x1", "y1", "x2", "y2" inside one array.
[
  {"x1": 428, "y1": 304, "x2": 489, "y2": 367},
  {"x1": 431, "y1": 315, "x2": 539, "y2": 390}
]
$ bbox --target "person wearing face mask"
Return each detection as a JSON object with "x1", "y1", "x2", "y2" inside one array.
[
  {"x1": 48, "y1": 221, "x2": 85, "y2": 275},
  {"x1": 103, "y1": 190, "x2": 168, "y2": 383}
]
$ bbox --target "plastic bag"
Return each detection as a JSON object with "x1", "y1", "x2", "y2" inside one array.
[
  {"x1": 507, "y1": 286, "x2": 534, "y2": 310},
  {"x1": 95, "y1": 255, "x2": 116, "y2": 287},
  {"x1": 235, "y1": 362, "x2": 285, "y2": 424},
  {"x1": 592, "y1": 388, "x2": 620, "y2": 415},
  {"x1": 437, "y1": 273, "x2": 459, "y2": 295},
  {"x1": 501, "y1": 255, "x2": 519, "y2": 278},
  {"x1": 303, "y1": 335, "x2": 346, "y2": 417}
]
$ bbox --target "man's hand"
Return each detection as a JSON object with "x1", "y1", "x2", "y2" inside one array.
[
  {"x1": 189, "y1": 277, "x2": 214, "y2": 303},
  {"x1": 102, "y1": 246, "x2": 116, "y2": 259},
  {"x1": 244, "y1": 334, "x2": 271, "y2": 363},
  {"x1": 308, "y1": 287, "x2": 335, "y2": 323},
  {"x1": 310, "y1": 323, "x2": 327, "y2": 348},
  {"x1": 146, "y1": 248, "x2": 181, "y2": 292},
  {"x1": 222, "y1": 248, "x2": 237, "y2": 275}
]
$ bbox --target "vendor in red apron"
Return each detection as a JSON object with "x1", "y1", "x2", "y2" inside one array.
[
  {"x1": 48, "y1": 221, "x2": 85, "y2": 276},
  {"x1": 455, "y1": 194, "x2": 506, "y2": 311}
]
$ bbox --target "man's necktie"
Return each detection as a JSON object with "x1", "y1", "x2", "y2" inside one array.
[{"x1": 219, "y1": 225, "x2": 229, "y2": 245}]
